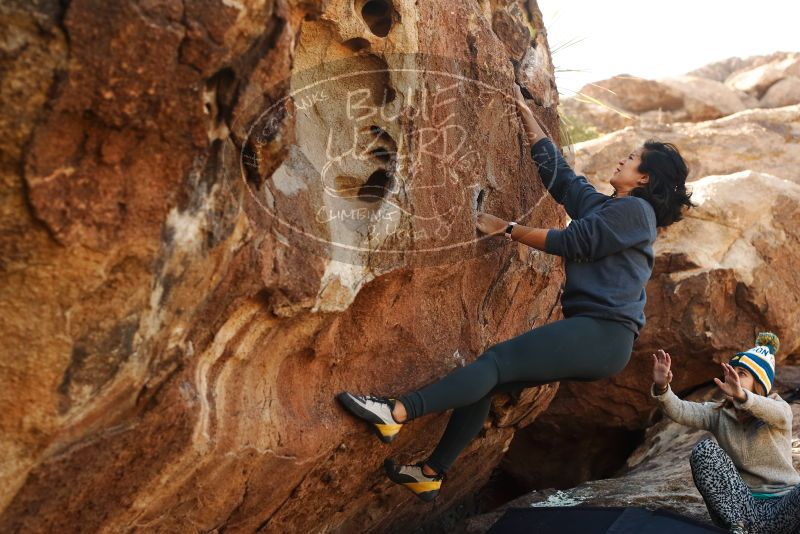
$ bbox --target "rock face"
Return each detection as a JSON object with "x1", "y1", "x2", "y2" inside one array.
[
  {"x1": 686, "y1": 51, "x2": 797, "y2": 83},
  {"x1": 618, "y1": 170, "x2": 800, "y2": 403},
  {"x1": 0, "y1": 1, "x2": 566, "y2": 532},
  {"x1": 502, "y1": 168, "x2": 800, "y2": 490},
  {"x1": 495, "y1": 51, "x2": 800, "y2": 505},
  {"x1": 659, "y1": 76, "x2": 747, "y2": 122},
  {"x1": 561, "y1": 52, "x2": 800, "y2": 134},
  {"x1": 574, "y1": 104, "x2": 800, "y2": 195},
  {"x1": 725, "y1": 53, "x2": 800, "y2": 100},
  {"x1": 464, "y1": 369, "x2": 800, "y2": 533}
]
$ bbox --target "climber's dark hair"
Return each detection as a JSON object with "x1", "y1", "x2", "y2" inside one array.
[{"x1": 629, "y1": 140, "x2": 694, "y2": 227}]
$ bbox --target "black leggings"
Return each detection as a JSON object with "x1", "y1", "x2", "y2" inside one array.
[{"x1": 396, "y1": 316, "x2": 635, "y2": 474}]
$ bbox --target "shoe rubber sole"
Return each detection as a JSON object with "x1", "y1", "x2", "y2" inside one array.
[
  {"x1": 336, "y1": 392, "x2": 402, "y2": 443},
  {"x1": 384, "y1": 459, "x2": 441, "y2": 502}
]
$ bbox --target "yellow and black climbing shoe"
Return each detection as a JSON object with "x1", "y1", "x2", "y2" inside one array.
[
  {"x1": 336, "y1": 392, "x2": 403, "y2": 443},
  {"x1": 384, "y1": 458, "x2": 444, "y2": 502}
]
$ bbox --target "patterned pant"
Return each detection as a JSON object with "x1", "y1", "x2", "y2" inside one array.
[{"x1": 690, "y1": 438, "x2": 800, "y2": 534}]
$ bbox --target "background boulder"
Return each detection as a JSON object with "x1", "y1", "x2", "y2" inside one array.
[
  {"x1": 560, "y1": 51, "x2": 800, "y2": 136},
  {"x1": 466, "y1": 368, "x2": 800, "y2": 533},
  {"x1": 500, "y1": 169, "x2": 800, "y2": 491},
  {"x1": 572, "y1": 104, "x2": 800, "y2": 194}
]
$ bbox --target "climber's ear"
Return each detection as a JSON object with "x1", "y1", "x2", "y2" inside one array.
[{"x1": 637, "y1": 174, "x2": 650, "y2": 187}]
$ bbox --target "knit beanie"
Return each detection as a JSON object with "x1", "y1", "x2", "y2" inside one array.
[{"x1": 729, "y1": 332, "x2": 779, "y2": 395}]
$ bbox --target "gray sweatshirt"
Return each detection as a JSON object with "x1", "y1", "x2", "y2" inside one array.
[
  {"x1": 652, "y1": 384, "x2": 800, "y2": 495},
  {"x1": 531, "y1": 138, "x2": 657, "y2": 337}
]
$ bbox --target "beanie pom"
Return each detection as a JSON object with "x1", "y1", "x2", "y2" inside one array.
[{"x1": 755, "y1": 332, "x2": 780, "y2": 355}]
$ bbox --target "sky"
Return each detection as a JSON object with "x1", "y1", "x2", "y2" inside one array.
[{"x1": 537, "y1": 0, "x2": 800, "y2": 98}]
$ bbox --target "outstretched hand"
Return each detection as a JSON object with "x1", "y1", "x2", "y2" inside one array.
[
  {"x1": 714, "y1": 362, "x2": 747, "y2": 402},
  {"x1": 476, "y1": 213, "x2": 507, "y2": 236},
  {"x1": 652, "y1": 349, "x2": 673, "y2": 389},
  {"x1": 511, "y1": 85, "x2": 549, "y2": 143},
  {"x1": 512, "y1": 85, "x2": 533, "y2": 117}
]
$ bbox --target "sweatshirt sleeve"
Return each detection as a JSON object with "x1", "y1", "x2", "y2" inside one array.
[
  {"x1": 651, "y1": 383, "x2": 718, "y2": 431},
  {"x1": 732, "y1": 390, "x2": 793, "y2": 430},
  {"x1": 531, "y1": 137, "x2": 607, "y2": 219},
  {"x1": 544, "y1": 196, "x2": 654, "y2": 261}
]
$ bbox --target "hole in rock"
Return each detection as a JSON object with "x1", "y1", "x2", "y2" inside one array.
[
  {"x1": 365, "y1": 124, "x2": 393, "y2": 142},
  {"x1": 340, "y1": 54, "x2": 396, "y2": 107},
  {"x1": 380, "y1": 86, "x2": 396, "y2": 104},
  {"x1": 361, "y1": 125, "x2": 397, "y2": 163},
  {"x1": 369, "y1": 147, "x2": 392, "y2": 163},
  {"x1": 499, "y1": 421, "x2": 646, "y2": 492},
  {"x1": 357, "y1": 169, "x2": 393, "y2": 202},
  {"x1": 343, "y1": 37, "x2": 371, "y2": 52},
  {"x1": 358, "y1": 0, "x2": 395, "y2": 37},
  {"x1": 206, "y1": 67, "x2": 237, "y2": 125},
  {"x1": 467, "y1": 32, "x2": 478, "y2": 57},
  {"x1": 476, "y1": 188, "x2": 485, "y2": 211},
  {"x1": 333, "y1": 175, "x2": 363, "y2": 197}
]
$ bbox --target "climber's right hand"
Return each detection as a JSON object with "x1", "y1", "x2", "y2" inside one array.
[
  {"x1": 511, "y1": 85, "x2": 548, "y2": 144},
  {"x1": 652, "y1": 349, "x2": 673, "y2": 389},
  {"x1": 511, "y1": 85, "x2": 534, "y2": 122}
]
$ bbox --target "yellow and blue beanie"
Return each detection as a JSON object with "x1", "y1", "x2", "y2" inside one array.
[{"x1": 729, "y1": 332, "x2": 779, "y2": 395}]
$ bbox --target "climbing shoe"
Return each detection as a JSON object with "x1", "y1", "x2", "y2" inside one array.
[
  {"x1": 336, "y1": 392, "x2": 403, "y2": 443},
  {"x1": 384, "y1": 459, "x2": 444, "y2": 502}
]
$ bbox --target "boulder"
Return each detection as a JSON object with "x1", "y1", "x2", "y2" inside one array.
[
  {"x1": 659, "y1": 75, "x2": 746, "y2": 121},
  {"x1": 760, "y1": 76, "x2": 800, "y2": 108},
  {"x1": 579, "y1": 76, "x2": 685, "y2": 114},
  {"x1": 493, "y1": 50, "x2": 800, "y2": 516},
  {"x1": 498, "y1": 170, "x2": 800, "y2": 491},
  {"x1": 464, "y1": 369, "x2": 800, "y2": 533},
  {"x1": 726, "y1": 53, "x2": 800, "y2": 99},
  {"x1": 687, "y1": 51, "x2": 799, "y2": 84},
  {"x1": 560, "y1": 95, "x2": 636, "y2": 135},
  {"x1": 559, "y1": 53, "x2": 800, "y2": 136},
  {"x1": 572, "y1": 104, "x2": 800, "y2": 195},
  {"x1": 0, "y1": 1, "x2": 566, "y2": 532},
  {"x1": 559, "y1": 76, "x2": 684, "y2": 134}
]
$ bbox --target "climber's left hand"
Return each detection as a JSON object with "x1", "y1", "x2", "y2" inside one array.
[
  {"x1": 714, "y1": 362, "x2": 747, "y2": 402},
  {"x1": 476, "y1": 213, "x2": 508, "y2": 236}
]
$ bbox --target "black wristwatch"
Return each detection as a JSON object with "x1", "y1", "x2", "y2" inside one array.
[{"x1": 504, "y1": 221, "x2": 517, "y2": 240}]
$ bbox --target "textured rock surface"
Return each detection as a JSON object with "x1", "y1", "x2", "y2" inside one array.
[
  {"x1": 489, "y1": 51, "x2": 800, "y2": 522},
  {"x1": 579, "y1": 76, "x2": 685, "y2": 114},
  {"x1": 659, "y1": 76, "x2": 747, "y2": 121},
  {"x1": 464, "y1": 369, "x2": 800, "y2": 533},
  {"x1": 0, "y1": 0, "x2": 567, "y2": 532},
  {"x1": 761, "y1": 76, "x2": 800, "y2": 109},
  {"x1": 573, "y1": 104, "x2": 800, "y2": 194},
  {"x1": 501, "y1": 169, "x2": 800, "y2": 490},
  {"x1": 726, "y1": 53, "x2": 800, "y2": 99},
  {"x1": 686, "y1": 51, "x2": 798, "y2": 83},
  {"x1": 561, "y1": 52, "x2": 800, "y2": 134}
]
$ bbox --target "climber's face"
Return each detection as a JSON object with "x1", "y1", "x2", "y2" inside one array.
[{"x1": 610, "y1": 146, "x2": 648, "y2": 195}]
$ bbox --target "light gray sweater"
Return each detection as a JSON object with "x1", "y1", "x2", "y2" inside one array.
[{"x1": 652, "y1": 384, "x2": 800, "y2": 496}]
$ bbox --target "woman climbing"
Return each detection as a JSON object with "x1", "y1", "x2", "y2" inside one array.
[
  {"x1": 651, "y1": 335, "x2": 800, "y2": 534},
  {"x1": 336, "y1": 83, "x2": 693, "y2": 502}
]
